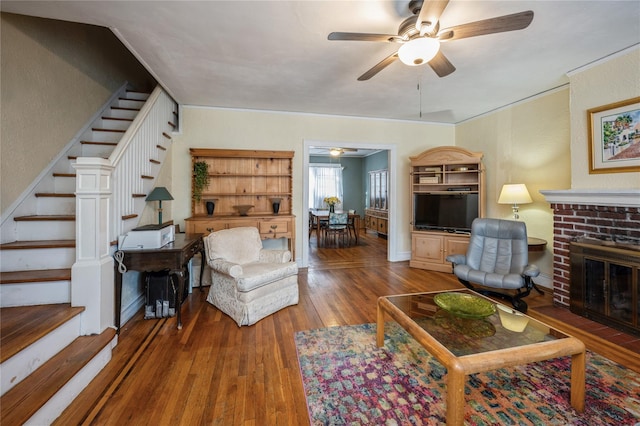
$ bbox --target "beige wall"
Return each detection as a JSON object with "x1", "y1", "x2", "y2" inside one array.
[
  {"x1": 171, "y1": 107, "x2": 455, "y2": 258},
  {"x1": 455, "y1": 88, "x2": 572, "y2": 282},
  {"x1": 0, "y1": 12, "x2": 155, "y2": 212},
  {"x1": 568, "y1": 47, "x2": 640, "y2": 188}
]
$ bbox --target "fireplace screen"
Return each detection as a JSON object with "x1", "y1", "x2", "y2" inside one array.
[
  {"x1": 584, "y1": 259, "x2": 634, "y2": 323},
  {"x1": 570, "y1": 241, "x2": 639, "y2": 336}
]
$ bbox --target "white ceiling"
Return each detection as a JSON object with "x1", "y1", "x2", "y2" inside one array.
[{"x1": 2, "y1": 1, "x2": 639, "y2": 124}]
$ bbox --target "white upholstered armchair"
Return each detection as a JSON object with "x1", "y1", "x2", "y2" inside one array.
[{"x1": 204, "y1": 227, "x2": 299, "y2": 326}]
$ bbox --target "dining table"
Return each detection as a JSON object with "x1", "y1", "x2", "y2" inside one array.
[{"x1": 309, "y1": 209, "x2": 360, "y2": 247}]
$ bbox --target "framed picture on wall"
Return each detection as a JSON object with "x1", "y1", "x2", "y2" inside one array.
[{"x1": 588, "y1": 96, "x2": 640, "y2": 174}]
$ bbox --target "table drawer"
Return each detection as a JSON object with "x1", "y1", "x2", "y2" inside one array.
[{"x1": 259, "y1": 220, "x2": 290, "y2": 238}]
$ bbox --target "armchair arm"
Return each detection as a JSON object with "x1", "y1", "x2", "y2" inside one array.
[
  {"x1": 446, "y1": 254, "x2": 466, "y2": 265},
  {"x1": 209, "y1": 259, "x2": 243, "y2": 278},
  {"x1": 523, "y1": 264, "x2": 540, "y2": 278},
  {"x1": 259, "y1": 249, "x2": 292, "y2": 263}
]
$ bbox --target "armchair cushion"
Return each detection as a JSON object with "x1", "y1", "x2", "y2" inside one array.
[
  {"x1": 235, "y1": 261, "x2": 299, "y2": 292},
  {"x1": 206, "y1": 226, "x2": 262, "y2": 265}
]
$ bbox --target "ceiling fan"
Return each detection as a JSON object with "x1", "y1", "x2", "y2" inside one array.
[{"x1": 328, "y1": 0, "x2": 534, "y2": 81}]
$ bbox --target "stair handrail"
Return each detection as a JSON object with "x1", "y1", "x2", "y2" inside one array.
[{"x1": 108, "y1": 86, "x2": 177, "y2": 242}]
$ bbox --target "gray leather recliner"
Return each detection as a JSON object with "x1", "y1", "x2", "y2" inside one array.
[{"x1": 446, "y1": 218, "x2": 541, "y2": 312}]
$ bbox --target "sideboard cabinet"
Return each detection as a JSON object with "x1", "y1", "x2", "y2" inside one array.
[
  {"x1": 184, "y1": 149, "x2": 296, "y2": 258},
  {"x1": 365, "y1": 169, "x2": 388, "y2": 236}
]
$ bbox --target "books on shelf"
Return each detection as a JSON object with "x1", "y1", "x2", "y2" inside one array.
[{"x1": 419, "y1": 176, "x2": 440, "y2": 184}]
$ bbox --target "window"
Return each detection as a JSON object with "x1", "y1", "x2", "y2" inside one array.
[{"x1": 309, "y1": 164, "x2": 343, "y2": 209}]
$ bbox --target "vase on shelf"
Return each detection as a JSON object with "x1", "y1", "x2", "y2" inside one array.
[
  {"x1": 205, "y1": 199, "x2": 218, "y2": 216},
  {"x1": 329, "y1": 204, "x2": 335, "y2": 213},
  {"x1": 270, "y1": 198, "x2": 282, "y2": 214}
]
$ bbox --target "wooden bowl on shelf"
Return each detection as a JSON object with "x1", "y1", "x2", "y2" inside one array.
[{"x1": 233, "y1": 205, "x2": 254, "y2": 216}]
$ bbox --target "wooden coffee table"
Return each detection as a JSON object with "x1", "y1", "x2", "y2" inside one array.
[{"x1": 377, "y1": 290, "x2": 585, "y2": 425}]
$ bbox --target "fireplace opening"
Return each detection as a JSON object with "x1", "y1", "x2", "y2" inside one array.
[{"x1": 570, "y1": 239, "x2": 640, "y2": 336}]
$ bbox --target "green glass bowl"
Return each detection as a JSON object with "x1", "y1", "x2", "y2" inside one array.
[{"x1": 434, "y1": 292, "x2": 496, "y2": 319}]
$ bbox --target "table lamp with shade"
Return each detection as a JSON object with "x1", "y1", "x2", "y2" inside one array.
[
  {"x1": 498, "y1": 184, "x2": 532, "y2": 220},
  {"x1": 146, "y1": 187, "x2": 174, "y2": 225}
]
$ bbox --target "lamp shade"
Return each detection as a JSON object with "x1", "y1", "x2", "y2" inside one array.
[
  {"x1": 498, "y1": 184, "x2": 532, "y2": 204},
  {"x1": 146, "y1": 187, "x2": 174, "y2": 202},
  {"x1": 398, "y1": 38, "x2": 440, "y2": 66}
]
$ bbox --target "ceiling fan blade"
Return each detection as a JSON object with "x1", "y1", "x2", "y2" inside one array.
[
  {"x1": 428, "y1": 51, "x2": 456, "y2": 77},
  {"x1": 328, "y1": 32, "x2": 402, "y2": 43},
  {"x1": 357, "y1": 52, "x2": 399, "y2": 81},
  {"x1": 415, "y1": 0, "x2": 450, "y2": 35},
  {"x1": 438, "y1": 10, "x2": 534, "y2": 41}
]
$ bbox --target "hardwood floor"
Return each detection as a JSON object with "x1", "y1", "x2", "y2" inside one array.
[{"x1": 56, "y1": 230, "x2": 639, "y2": 425}]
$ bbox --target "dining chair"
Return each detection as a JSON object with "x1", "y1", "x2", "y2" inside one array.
[
  {"x1": 326, "y1": 212, "x2": 349, "y2": 247},
  {"x1": 347, "y1": 210, "x2": 357, "y2": 243}
]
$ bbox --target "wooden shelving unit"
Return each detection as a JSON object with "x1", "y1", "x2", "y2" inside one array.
[{"x1": 184, "y1": 149, "x2": 296, "y2": 258}]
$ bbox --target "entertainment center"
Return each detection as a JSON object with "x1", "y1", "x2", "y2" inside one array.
[{"x1": 409, "y1": 147, "x2": 485, "y2": 272}]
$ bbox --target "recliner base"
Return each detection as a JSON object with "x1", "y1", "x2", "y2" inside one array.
[{"x1": 457, "y1": 279, "x2": 531, "y2": 313}]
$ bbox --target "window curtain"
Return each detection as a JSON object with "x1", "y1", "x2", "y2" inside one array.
[{"x1": 309, "y1": 164, "x2": 343, "y2": 209}]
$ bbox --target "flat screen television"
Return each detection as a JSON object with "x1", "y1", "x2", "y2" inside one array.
[{"x1": 414, "y1": 193, "x2": 479, "y2": 232}]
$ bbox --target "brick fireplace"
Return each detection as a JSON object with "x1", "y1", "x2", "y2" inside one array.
[{"x1": 541, "y1": 189, "x2": 640, "y2": 308}]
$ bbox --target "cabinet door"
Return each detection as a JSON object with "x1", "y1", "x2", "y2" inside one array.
[
  {"x1": 377, "y1": 218, "x2": 388, "y2": 235},
  {"x1": 380, "y1": 170, "x2": 387, "y2": 210},
  {"x1": 412, "y1": 234, "x2": 444, "y2": 263},
  {"x1": 369, "y1": 174, "x2": 376, "y2": 209},
  {"x1": 446, "y1": 237, "x2": 469, "y2": 257}
]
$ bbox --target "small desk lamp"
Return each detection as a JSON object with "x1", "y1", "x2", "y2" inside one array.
[
  {"x1": 498, "y1": 184, "x2": 532, "y2": 220},
  {"x1": 146, "y1": 187, "x2": 174, "y2": 225}
]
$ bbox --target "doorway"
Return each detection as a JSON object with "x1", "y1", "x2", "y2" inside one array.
[{"x1": 301, "y1": 140, "x2": 397, "y2": 268}]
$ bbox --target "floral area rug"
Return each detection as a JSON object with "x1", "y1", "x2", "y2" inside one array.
[{"x1": 294, "y1": 322, "x2": 640, "y2": 425}]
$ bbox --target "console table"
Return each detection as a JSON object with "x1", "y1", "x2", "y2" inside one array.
[{"x1": 114, "y1": 233, "x2": 204, "y2": 332}]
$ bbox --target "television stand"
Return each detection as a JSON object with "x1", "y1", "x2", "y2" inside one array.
[
  {"x1": 410, "y1": 230, "x2": 471, "y2": 272},
  {"x1": 409, "y1": 146, "x2": 485, "y2": 272}
]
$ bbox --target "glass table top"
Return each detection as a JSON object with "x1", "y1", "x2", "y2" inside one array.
[{"x1": 384, "y1": 290, "x2": 569, "y2": 357}]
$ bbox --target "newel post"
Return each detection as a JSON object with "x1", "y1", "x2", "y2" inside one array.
[{"x1": 71, "y1": 158, "x2": 115, "y2": 335}]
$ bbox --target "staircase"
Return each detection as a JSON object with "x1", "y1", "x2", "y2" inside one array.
[{"x1": 0, "y1": 85, "x2": 176, "y2": 424}]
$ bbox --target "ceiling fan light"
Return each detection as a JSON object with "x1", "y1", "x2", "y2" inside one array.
[
  {"x1": 398, "y1": 38, "x2": 440, "y2": 66},
  {"x1": 329, "y1": 148, "x2": 342, "y2": 156}
]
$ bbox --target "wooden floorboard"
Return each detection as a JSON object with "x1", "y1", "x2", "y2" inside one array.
[{"x1": 54, "y1": 230, "x2": 638, "y2": 425}]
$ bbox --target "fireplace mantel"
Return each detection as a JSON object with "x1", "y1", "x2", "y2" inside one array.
[{"x1": 541, "y1": 189, "x2": 640, "y2": 207}]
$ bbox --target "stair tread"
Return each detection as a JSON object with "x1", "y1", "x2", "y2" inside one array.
[
  {"x1": 0, "y1": 268, "x2": 72, "y2": 284},
  {"x1": 0, "y1": 303, "x2": 85, "y2": 363},
  {"x1": 0, "y1": 328, "x2": 115, "y2": 425},
  {"x1": 34, "y1": 193, "x2": 75, "y2": 197},
  {"x1": 80, "y1": 140, "x2": 119, "y2": 145},
  {"x1": 0, "y1": 240, "x2": 75, "y2": 250},
  {"x1": 14, "y1": 215, "x2": 75, "y2": 221},
  {"x1": 101, "y1": 117, "x2": 133, "y2": 122},
  {"x1": 110, "y1": 106, "x2": 140, "y2": 112}
]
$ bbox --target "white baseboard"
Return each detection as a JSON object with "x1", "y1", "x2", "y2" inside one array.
[{"x1": 121, "y1": 293, "x2": 145, "y2": 326}]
